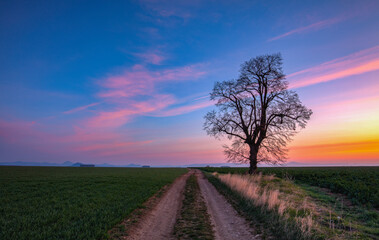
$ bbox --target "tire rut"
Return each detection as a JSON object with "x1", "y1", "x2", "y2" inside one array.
[
  {"x1": 195, "y1": 169, "x2": 259, "y2": 240},
  {"x1": 126, "y1": 169, "x2": 259, "y2": 240},
  {"x1": 126, "y1": 171, "x2": 191, "y2": 240}
]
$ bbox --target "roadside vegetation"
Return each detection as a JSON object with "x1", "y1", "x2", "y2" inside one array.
[
  {"x1": 174, "y1": 174, "x2": 215, "y2": 240},
  {"x1": 201, "y1": 167, "x2": 379, "y2": 208},
  {"x1": 262, "y1": 167, "x2": 379, "y2": 208},
  {"x1": 0, "y1": 166, "x2": 187, "y2": 240},
  {"x1": 201, "y1": 167, "x2": 379, "y2": 239}
]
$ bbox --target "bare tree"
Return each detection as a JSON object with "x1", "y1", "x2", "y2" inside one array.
[{"x1": 204, "y1": 54, "x2": 312, "y2": 174}]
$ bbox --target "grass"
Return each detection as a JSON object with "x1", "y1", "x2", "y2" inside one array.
[
  {"x1": 299, "y1": 184, "x2": 379, "y2": 239},
  {"x1": 200, "y1": 167, "x2": 379, "y2": 208},
  {"x1": 205, "y1": 173, "x2": 307, "y2": 240},
  {"x1": 202, "y1": 168, "x2": 379, "y2": 239},
  {"x1": 0, "y1": 166, "x2": 187, "y2": 240},
  {"x1": 174, "y1": 174, "x2": 214, "y2": 240},
  {"x1": 107, "y1": 180, "x2": 171, "y2": 239}
]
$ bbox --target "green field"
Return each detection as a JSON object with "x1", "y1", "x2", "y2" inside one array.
[
  {"x1": 0, "y1": 166, "x2": 187, "y2": 240},
  {"x1": 200, "y1": 167, "x2": 379, "y2": 208}
]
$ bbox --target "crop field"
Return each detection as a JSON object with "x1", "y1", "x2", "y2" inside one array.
[
  {"x1": 200, "y1": 167, "x2": 379, "y2": 208},
  {"x1": 0, "y1": 166, "x2": 187, "y2": 240}
]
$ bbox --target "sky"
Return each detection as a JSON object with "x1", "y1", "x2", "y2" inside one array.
[{"x1": 0, "y1": 0, "x2": 378, "y2": 166}]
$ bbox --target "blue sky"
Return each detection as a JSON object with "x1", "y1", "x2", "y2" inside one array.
[{"x1": 1, "y1": 0, "x2": 379, "y2": 165}]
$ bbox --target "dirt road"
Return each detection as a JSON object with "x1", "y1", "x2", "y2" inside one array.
[
  {"x1": 126, "y1": 169, "x2": 258, "y2": 240},
  {"x1": 195, "y1": 170, "x2": 258, "y2": 240},
  {"x1": 126, "y1": 171, "x2": 191, "y2": 240}
]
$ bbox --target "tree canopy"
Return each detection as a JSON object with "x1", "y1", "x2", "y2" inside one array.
[{"x1": 204, "y1": 53, "x2": 312, "y2": 173}]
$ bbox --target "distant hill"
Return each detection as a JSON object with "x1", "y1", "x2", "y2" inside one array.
[
  {"x1": 62, "y1": 161, "x2": 75, "y2": 166},
  {"x1": 0, "y1": 161, "x2": 142, "y2": 168},
  {"x1": 0, "y1": 161, "x2": 71, "y2": 166},
  {"x1": 0, "y1": 161, "x2": 87, "y2": 167},
  {"x1": 71, "y1": 162, "x2": 82, "y2": 167},
  {"x1": 95, "y1": 163, "x2": 142, "y2": 167}
]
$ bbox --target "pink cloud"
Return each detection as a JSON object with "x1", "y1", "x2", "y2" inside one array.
[
  {"x1": 0, "y1": 60, "x2": 211, "y2": 163},
  {"x1": 83, "y1": 140, "x2": 153, "y2": 158},
  {"x1": 152, "y1": 100, "x2": 214, "y2": 117},
  {"x1": 88, "y1": 94, "x2": 176, "y2": 128},
  {"x1": 63, "y1": 102, "x2": 100, "y2": 114},
  {"x1": 62, "y1": 127, "x2": 121, "y2": 143},
  {"x1": 139, "y1": 149, "x2": 222, "y2": 162},
  {"x1": 98, "y1": 64, "x2": 205, "y2": 99},
  {"x1": 0, "y1": 115, "x2": 222, "y2": 164},
  {"x1": 288, "y1": 45, "x2": 379, "y2": 88},
  {"x1": 76, "y1": 140, "x2": 152, "y2": 153},
  {"x1": 90, "y1": 64, "x2": 207, "y2": 128},
  {"x1": 0, "y1": 120, "x2": 36, "y2": 142},
  {"x1": 0, "y1": 119, "x2": 74, "y2": 157},
  {"x1": 135, "y1": 52, "x2": 166, "y2": 65},
  {"x1": 131, "y1": 137, "x2": 226, "y2": 164},
  {"x1": 193, "y1": 95, "x2": 209, "y2": 101},
  {"x1": 59, "y1": 126, "x2": 154, "y2": 158},
  {"x1": 87, "y1": 109, "x2": 136, "y2": 128},
  {"x1": 316, "y1": 96, "x2": 379, "y2": 113},
  {"x1": 269, "y1": 17, "x2": 344, "y2": 41},
  {"x1": 0, "y1": 118, "x2": 149, "y2": 158}
]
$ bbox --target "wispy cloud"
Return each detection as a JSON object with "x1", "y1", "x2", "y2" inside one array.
[
  {"x1": 0, "y1": 117, "x2": 153, "y2": 159},
  {"x1": 134, "y1": 137, "x2": 224, "y2": 164},
  {"x1": 75, "y1": 140, "x2": 152, "y2": 154},
  {"x1": 0, "y1": 119, "x2": 72, "y2": 157},
  {"x1": 317, "y1": 96, "x2": 379, "y2": 112},
  {"x1": 139, "y1": 0, "x2": 194, "y2": 19},
  {"x1": 88, "y1": 95, "x2": 176, "y2": 128},
  {"x1": 90, "y1": 64, "x2": 207, "y2": 128},
  {"x1": 0, "y1": 119, "x2": 36, "y2": 141},
  {"x1": 152, "y1": 100, "x2": 214, "y2": 117},
  {"x1": 63, "y1": 102, "x2": 100, "y2": 114},
  {"x1": 98, "y1": 64, "x2": 205, "y2": 99},
  {"x1": 134, "y1": 51, "x2": 166, "y2": 65},
  {"x1": 268, "y1": 17, "x2": 344, "y2": 41},
  {"x1": 288, "y1": 45, "x2": 379, "y2": 88},
  {"x1": 193, "y1": 95, "x2": 209, "y2": 101},
  {"x1": 0, "y1": 56, "x2": 213, "y2": 163},
  {"x1": 24, "y1": 62, "x2": 213, "y2": 159}
]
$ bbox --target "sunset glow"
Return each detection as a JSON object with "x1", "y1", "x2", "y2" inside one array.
[{"x1": 0, "y1": 1, "x2": 378, "y2": 166}]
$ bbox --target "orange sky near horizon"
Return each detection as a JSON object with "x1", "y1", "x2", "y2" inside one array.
[
  {"x1": 286, "y1": 78, "x2": 379, "y2": 165},
  {"x1": 1, "y1": 1, "x2": 379, "y2": 166}
]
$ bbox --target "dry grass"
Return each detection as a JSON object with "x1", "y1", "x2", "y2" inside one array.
[
  {"x1": 215, "y1": 172, "x2": 316, "y2": 236},
  {"x1": 213, "y1": 172, "x2": 373, "y2": 239},
  {"x1": 207, "y1": 169, "x2": 378, "y2": 239}
]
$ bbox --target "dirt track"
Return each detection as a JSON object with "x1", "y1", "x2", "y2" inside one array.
[
  {"x1": 126, "y1": 171, "x2": 191, "y2": 240},
  {"x1": 195, "y1": 170, "x2": 258, "y2": 240},
  {"x1": 126, "y1": 169, "x2": 258, "y2": 240}
]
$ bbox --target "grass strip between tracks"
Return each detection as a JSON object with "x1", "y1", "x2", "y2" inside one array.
[{"x1": 174, "y1": 174, "x2": 215, "y2": 240}]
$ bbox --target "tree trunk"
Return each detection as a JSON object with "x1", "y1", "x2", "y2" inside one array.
[{"x1": 248, "y1": 145, "x2": 258, "y2": 175}]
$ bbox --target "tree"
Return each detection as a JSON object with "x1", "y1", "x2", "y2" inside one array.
[{"x1": 204, "y1": 53, "x2": 312, "y2": 174}]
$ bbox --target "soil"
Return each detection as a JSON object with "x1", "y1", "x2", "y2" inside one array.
[
  {"x1": 124, "y1": 169, "x2": 259, "y2": 240},
  {"x1": 125, "y1": 171, "x2": 191, "y2": 240},
  {"x1": 195, "y1": 169, "x2": 259, "y2": 240}
]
